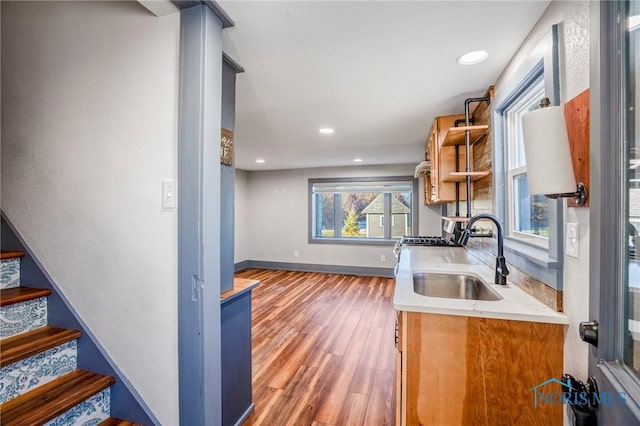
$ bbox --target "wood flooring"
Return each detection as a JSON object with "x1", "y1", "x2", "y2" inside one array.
[{"x1": 234, "y1": 269, "x2": 397, "y2": 426}]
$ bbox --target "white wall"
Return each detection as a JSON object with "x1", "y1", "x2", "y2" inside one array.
[
  {"x1": 495, "y1": 3, "x2": 590, "y2": 425},
  {"x1": 234, "y1": 164, "x2": 442, "y2": 268},
  {"x1": 1, "y1": 2, "x2": 179, "y2": 424}
]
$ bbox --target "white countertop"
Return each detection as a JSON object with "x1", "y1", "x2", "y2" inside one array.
[{"x1": 393, "y1": 246, "x2": 569, "y2": 325}]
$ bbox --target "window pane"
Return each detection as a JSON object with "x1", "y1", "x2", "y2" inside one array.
[
  {"x1": 504, "y1": 73, "x2": 548, "y2": 245},
  {"x1": 342, "y1": 192, "x2": 380, "y2": 238},
  {"x1": 315, "y1": 193, "x2": 335, "y2": 238},
  {"x1": 624, "y1": 0, "x2": 640, "y2": 375},
  {"x1": 310, "y1": 179, "x2": 414, "y2": 243},
  {"x1": 507, "y1": 80, "x2": 545, "y2": 170},
  {"x1": 392, "y1": 192, "x2": 412, "y2": 238},
  {"x1": 513, "y1": 173, "x2": 549, "y2": 238}
]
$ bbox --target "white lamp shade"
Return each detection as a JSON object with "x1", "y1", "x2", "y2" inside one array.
[{"x1": 521, "y1": 106, "x2": 577, "y2": 195}]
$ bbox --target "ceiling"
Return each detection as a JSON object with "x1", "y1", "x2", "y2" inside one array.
[{"x1": 220, "y1": 1, "x2": 550, "y2": 171}]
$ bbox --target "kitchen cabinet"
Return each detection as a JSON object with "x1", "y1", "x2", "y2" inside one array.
[
  {"x1": 424, "y1": 115, "x2": 467, "y2": 204},
  {"x1": 424, "y1": 115, "x2": 490, "y2": 205},
  {"x1": 395, "y1": 310, "x2": 563, "y2": 425}
]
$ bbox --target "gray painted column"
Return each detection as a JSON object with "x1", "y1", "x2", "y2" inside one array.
[{"x1": 178, "y1": 4, "x2": 223, "y2": 425}]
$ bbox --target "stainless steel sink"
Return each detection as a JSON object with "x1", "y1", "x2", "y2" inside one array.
[{"x1": 413, "y1": 272, "x2": 503, "y2": 301}]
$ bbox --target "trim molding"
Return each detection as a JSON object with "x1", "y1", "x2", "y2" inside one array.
[
  {"x1": 223, "y1": 52, "x2": 245, "y2": 74},
  {"x1": 233, "y1": 403, "x2": 255, "y2": 426},
  {"x1": 171, "y1": 0, "x2": 234, "y2": 28},
  {"x1": 235, "y1": 260, "x2": 394, "y2": 278}
]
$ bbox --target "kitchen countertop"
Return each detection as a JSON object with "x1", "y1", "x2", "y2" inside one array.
[
  {"x1": 393, "y1": 246, "x2": 569, "y2": 324},
  {"x1": 220, "y1": 278, "x2": 260, "y2": 304}
]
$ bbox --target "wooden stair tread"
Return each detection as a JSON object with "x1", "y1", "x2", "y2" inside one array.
[
  {"x1": 100, "y1": 418, "x2": 145, "y2": 426},
  {"x1": 0, "y1": 369, "x2": 115, "y2": 426},
  {"x1": 1, "y1": 326, "x2": 82, "y2": 367},
  {"x1": 0, "y1": 251, "x2": 25, "y2": 260},
  {"x1": 0, "y1": 286, "x2": 52, "y2": 307}
]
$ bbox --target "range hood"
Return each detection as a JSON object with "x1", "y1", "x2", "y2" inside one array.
[{"x1": 414, "y1": 160, "x2": 431, "y2": 178}]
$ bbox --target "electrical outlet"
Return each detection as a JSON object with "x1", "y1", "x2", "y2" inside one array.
[
  {"x1": 294, "y1": 250, "x2": 299, "y2": 258},
  {"x1": 380, "y1": 254, "x2": 386, "y2": 262},
  {"x1": 566, "y1": 223, "x2": 579, "y2": 259}
]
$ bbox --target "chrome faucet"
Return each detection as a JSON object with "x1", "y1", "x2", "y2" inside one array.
[{"x1": 457, "y1": 213, "x2": 509, "y2": 285}]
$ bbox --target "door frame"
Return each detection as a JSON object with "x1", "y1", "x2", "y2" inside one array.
[{"x1": 590, "y1": 1, "x2": 640, "y2": 422}]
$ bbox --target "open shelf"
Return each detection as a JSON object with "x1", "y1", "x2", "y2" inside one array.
[
  {"x1": 441, "y1": 171, "x2": 490, "y2": 182},
  {"x1": 441, "y1": 125, "x2": 489, "y2": 147},
  {"x1": 443, "y1": 216, "x2": 471, "y2": 222}
]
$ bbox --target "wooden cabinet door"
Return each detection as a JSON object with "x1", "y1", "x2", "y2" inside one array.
[
  {"x1": 425, "y1": 115, "x2": 468, "y2": 204},
  {"x1": 424, "y1": 127, "x2": 438, "y2": 204},
  {"x1": 403, "y1": 312, "x2": 563, "y2": 426}
]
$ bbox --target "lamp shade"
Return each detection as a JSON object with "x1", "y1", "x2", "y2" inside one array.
[{"x1": 521, "y1": 106, "x2": 577, "y2": 195}]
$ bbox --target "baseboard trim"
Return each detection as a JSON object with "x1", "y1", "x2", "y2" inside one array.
[
  {"x1": 235, "y1": 260, "x2": 394, "y2": 278},
  {"x1": 233, "y1": 403, "x2": 255, "y2": 426}
]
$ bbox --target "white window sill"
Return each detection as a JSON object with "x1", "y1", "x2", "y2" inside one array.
[{"x1": 504, "y1": 237, "x2": 561, "y2": 269}]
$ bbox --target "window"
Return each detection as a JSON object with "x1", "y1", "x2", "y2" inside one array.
[
  {"x1": 492, "y1": 24, "x2": 563, "y2": 290},
  {"x1": 309, "y1": 177, "x2": 417, "y2": 244},
  {"x1": 504, "y1": 75, "x2": 549, "y2": 247}
]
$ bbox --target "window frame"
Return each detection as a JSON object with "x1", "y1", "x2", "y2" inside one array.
[
  {"x1": 503, "y1": 72, "x2": 550, "y2": 248},
  {"x1": 308, "y1": 176, "x2": 419, "y2": 246},
  {"x1": 492, "y1": 24, "x2": 565, "y2": 290}
]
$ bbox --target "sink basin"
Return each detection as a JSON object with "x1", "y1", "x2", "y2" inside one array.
[{"x1": 413, "y1": 272, "x2": 503, "y2": 301}]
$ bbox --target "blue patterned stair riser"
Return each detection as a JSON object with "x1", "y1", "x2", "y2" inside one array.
[
  {"x1": 1, "y1": 258, "x2": 21, "y2": 289},
  {"x1": 0, "y1": 297, "x2": 47, "y2": 338},
  {"x1": 44, "y1": 388, "x2": 111, "y2": 426},
  {"x1": 0, "y1": 340, "x2": 78, "y2": 403}
]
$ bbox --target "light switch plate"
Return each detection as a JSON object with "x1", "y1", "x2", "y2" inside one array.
[
  {"x1": 162, "y1": 179, "x2": 177, "y2": 209},
  {"x1": 566, "y1": 223, "x2": 579, "y2": 258}
]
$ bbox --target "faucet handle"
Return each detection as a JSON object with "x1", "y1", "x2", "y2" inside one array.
[
  {"x1": 495, "y1": 256, "x2": 509, "y2": 285},
  {"x1": 496, "y1": 256, "x2": 509, "y2": 276},
  {"x1": 457, "y1": 229, "x2": 471, "y2": 245}
]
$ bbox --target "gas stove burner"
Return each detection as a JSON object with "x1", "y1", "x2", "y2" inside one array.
[{"x1": 400, "y1": 235, "x2": 460, "y2": 247}]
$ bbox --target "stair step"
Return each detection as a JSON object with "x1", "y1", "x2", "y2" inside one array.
[
  {"x1": 1, "y1": 326, "x2": 81, "y2": 368},
  {"x1": 0, "y1": 286, "x2": 52, "y2": 307},
  {"x1": 0, "y1": 339, "x2": 77, "y2": 404},
  {"x1": 100, "y1": 418, "x2": 145, "y2": 426},
  {"x1": 0, "y1": 251, "x2": 25, "y2": 260},
  {"x1": 0, "y1": 369, "x2": 115, "y2": 426}
]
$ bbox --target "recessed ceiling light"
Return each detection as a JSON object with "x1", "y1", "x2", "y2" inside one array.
[
  {"x1": 456, "y1": 50, "x2": 489, "y2": 66},
  {"x1": 255, "y1": 158, "x2": 265, "y2": 164},
  {"x1": 319, "y1": 128, "x2": 335, "y2": 135},
  {"x1": 353, "y1": 158, "x2": 363, "y2": 163}
]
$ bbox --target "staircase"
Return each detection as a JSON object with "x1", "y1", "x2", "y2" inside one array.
[{"x1": 0, "y1": 251, "x2": 143, "y2": 425}]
